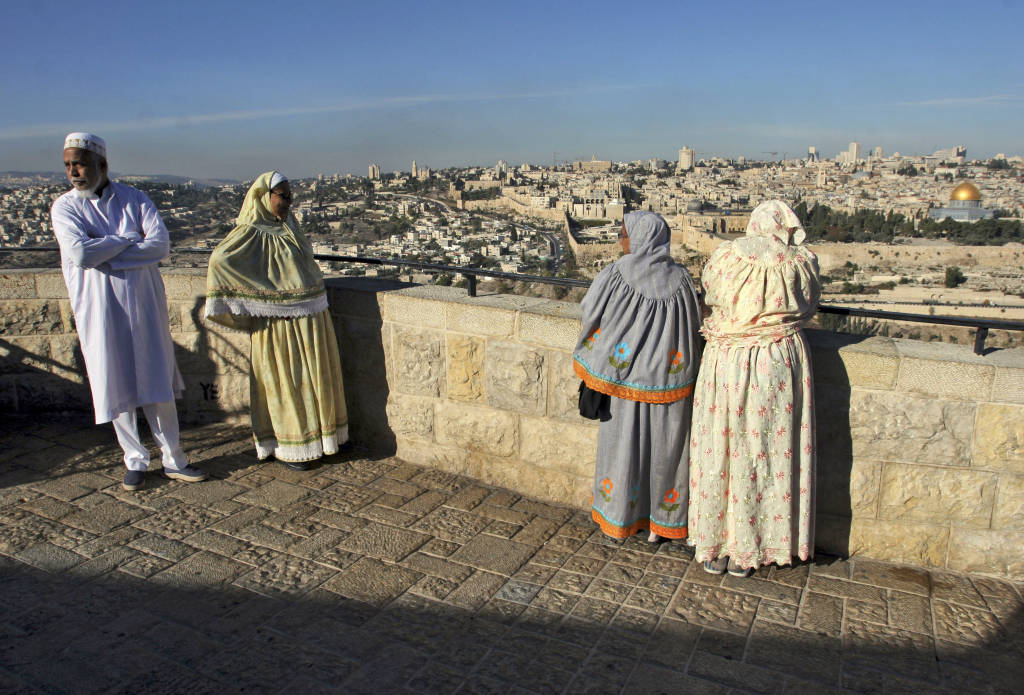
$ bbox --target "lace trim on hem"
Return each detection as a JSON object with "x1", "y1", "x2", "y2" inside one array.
[
  {"x1": 204, "y1": 294, "x2": 328, "y2": 320},
  {"x1": 689, "y1": 542, "x2": 813, "y2": 569},
  {"x1": 254, "y1": 425, "x2": 349, "y2": 463}
]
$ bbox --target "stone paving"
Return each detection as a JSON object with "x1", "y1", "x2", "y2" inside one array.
[{"x1": 0, "y1": 418, "x2": 1021, "y2": 695}]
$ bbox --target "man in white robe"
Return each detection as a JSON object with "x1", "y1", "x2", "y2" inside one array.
[{"x1": 51, "y1": 132, "x2": 206, "y2": 491}]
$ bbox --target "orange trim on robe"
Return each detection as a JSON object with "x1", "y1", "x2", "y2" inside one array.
[
  {"x1": 574, "y1": 360, "x2": 693, "y2": 404},
  {"x1": 591, "y1": 508, "x2": 688, "y2": 540}
]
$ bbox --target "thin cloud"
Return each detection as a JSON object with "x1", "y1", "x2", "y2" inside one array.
[
  {"x1": 0, "y1": 84, "x2": 646, "y2": 141},
  {"x1": 887, "y1": 94, "x2": 1023, "y2": 107}
]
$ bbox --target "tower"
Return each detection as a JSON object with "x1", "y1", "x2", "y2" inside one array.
[{"x1": 677, "y1": 146, "x2": 695, "y2": 172}]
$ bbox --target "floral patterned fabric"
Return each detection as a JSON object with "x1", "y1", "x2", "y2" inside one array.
[{"x1": 688, "y1": 201, "x2": 821, "y2": 569}]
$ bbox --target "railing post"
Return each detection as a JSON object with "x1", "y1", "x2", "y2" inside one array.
[
  {"x1": 973, "y1": 327, "x2": 989, "y2": 355},
  {"x1": 466, "y1": 274, "x2": 477, "y2": 297}
]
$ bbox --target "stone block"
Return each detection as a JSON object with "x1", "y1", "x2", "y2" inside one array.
[
  {"x1": 812, "y1": 336, "x2": 899, "y2": 389},
  {"x1": 381, "y1": 294, "x2": 445, "y2": 329},
  {"x1": 972, "y1": 403, "x2": 1024, "y2": 473},
  {"x1": 991, "y1": 366, "x2": 1024, "y2": 405},
  {"x1": 34, "y1": 272, "x2": 68, "y2": 299},
  {"x1": 0, "y1": 378, "x2": 17, "y2": 413},
  {"x1": 846, "y1": 517, "x2": 949, "y2": 569},
  {"x1": 178, "y1": 300, "x2": 203, "y2": 333},
  {"x1": 848, "y1": 390, "x2": 974, "y2": 466},
  {"x1": 878, "y1": 463, "x2": 997, "y2": 528},
  {"x1": 161, "y1": 272, "x2": 199, "y2": 299},
  {"x1": 326, "y1": 285, "x2": 385, "y2": 319},
  {"x1": 446, "y1": 335, "x2": 484, "y2": 402},
  {"x1": 179, "y1": 373, "x2": 250, "y2": 425},
  {"x1": 15, "y1": 373, "x2": 92, "y2": 414},
  {"x1": 896, "y1": 354, "x2": 994, "y2": 401},
  {"x1": 435, "y1": 401, "x2": 517, "y2": 457},
  {"x1": 948, "y1": 527, "x2": 1024, "y2": 578},
  {"x1": 546, "y1": 350, "x2": 585, "y2": 421},
  {"x1": 816, "y1": 459, "x2": 880, "y2": 518},
  {"x1": 444, "y1": 303, "x2": 515, "y2": 337},
  {"x1": 391, "y1": 325, "x2": 443, "y2": 397},
  {"x1": 0, "y1": 299, "x2": 63, "y2": 335},
  {"x1": 385, "y1": 395, "x2": 434, "y2": 439},
  {"x1": 0, "y1": 336, "x2": 50, "y2": 373},
  {"x1": 517, "y1": 310, "x2": 580, "y2": 351},
  {"x1": 0, "y1": 271, "x2": 38, "y2": 299},
  {"x1": 485, "y1": 340, "x2": 545, "y2": 415},
  {"x1": 992, "y1": 474, "x2": 1024, "y2": 530},
  {"x1": 59, "y1": 299, "x2": 76, "y2": 332},
  {"x1": 468, "y1": 453, "x2": 590, "y2": 510},
  {"x1": 336, "y1": 316, "x2": 388, "y2": 385},
  {"x1": 48, "y1": 335, "x2": 86, "y2": 383},
  {"x1": 394, "y1": 438, "x2": 471, "y2": 476},
  {"x1": 205, "y1": 329, "x2": 251, "y2": 376},
  {"x1": 520, "y1": 416, "x2": 597, "y2": 478}
]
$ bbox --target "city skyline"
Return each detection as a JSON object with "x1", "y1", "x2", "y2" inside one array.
[{"x1": 2, "y1": 1, "x2": 1023, "y2": 180}]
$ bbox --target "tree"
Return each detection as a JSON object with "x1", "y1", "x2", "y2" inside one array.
[{"x1": 945, "y1": 266, "x2": 966, "y2": 288}]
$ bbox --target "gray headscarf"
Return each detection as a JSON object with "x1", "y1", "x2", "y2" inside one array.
[{"x1": 573, "y1": 211, "x2": 702, "y2": 403}]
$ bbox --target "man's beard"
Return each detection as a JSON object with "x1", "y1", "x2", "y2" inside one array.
[{"x1": 73, "y1": 185, "x2": 99, "y2": 200}]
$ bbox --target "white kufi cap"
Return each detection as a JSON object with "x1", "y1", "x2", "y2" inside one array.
[{"x1": 63, "y1": 132, "x2": 107, "y2": 158}]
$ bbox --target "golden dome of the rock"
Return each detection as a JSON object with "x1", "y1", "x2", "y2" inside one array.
[{"x1": 950, "y1": 182, "x2": 981, "y2": 201}]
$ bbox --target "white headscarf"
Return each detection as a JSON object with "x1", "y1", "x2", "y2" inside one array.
[
  {"x1": 746, "y1": 200, "x2": 806, "y2": 245},
  {"x1": 269, "y1": 171, "x2": 288, "y2": 190}
]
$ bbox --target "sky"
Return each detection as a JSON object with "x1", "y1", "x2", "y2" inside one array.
[{"x1": 2, "y1": 0, "x2": 1023, "y2": 180}]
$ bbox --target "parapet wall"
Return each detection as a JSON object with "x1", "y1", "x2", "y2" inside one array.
[
  {"x1": 2, "y1": 268, "x2": 1023, "y2": 579},
  {"x1": 673, "y1": 223, "x2": 1024, "y2": 272}
]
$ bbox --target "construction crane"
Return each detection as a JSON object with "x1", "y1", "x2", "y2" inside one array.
[{"x1": 762, "y1": 151, "x2": 778, "y2": 160}]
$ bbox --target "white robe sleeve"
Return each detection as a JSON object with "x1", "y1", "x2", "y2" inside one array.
[
  {"x1": 105, "y1": 190, "x2": 170, "y2": 270},
  {"x1": 51, "y1": 198, "x2": 132, "y2": 268}
]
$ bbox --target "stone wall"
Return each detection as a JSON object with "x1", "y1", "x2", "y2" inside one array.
[
  {"x1": 673, "y1": 222, "x2": 1024, "y2": 273},
  {"x1": 3, "y1": 268, "x2": 1023, "y2": 579}
]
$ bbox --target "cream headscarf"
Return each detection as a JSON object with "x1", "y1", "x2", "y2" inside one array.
[
  {"x1": 745, "y1": 200, "x2": 806, "y2": 245},
  {"x1": 205, "y1": 171, "x2": 327, "y2": 330}
]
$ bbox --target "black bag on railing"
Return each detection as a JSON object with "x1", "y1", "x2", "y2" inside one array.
[{"x1": 578, "y1": 382, "x2": 611, "y2": 421}]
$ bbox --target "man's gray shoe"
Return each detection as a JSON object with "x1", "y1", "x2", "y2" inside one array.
[
  {"x1": 163, "y1": 465, "x2": 207, "y2": 483},
  {"x1": 123, "y1": 470, "x2": 146, "y2": 491}
]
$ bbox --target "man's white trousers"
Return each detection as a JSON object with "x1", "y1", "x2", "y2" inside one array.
[{"x1": 111, "y1": 401, "x2": 188, "y2": 472}]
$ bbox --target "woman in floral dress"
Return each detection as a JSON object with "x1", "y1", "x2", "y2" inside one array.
[
  {"x1": 573, "y1": 211, "x2": 702, "y2": 541},
  {"x1": 688, "y1": 200, "x2": 820, "y2": 576}
]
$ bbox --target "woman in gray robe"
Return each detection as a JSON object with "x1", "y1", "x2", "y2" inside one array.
[{"x1": 573, "y1": 211, "x2": 702, "y2": 541}]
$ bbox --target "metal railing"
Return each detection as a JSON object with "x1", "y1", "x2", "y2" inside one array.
[{"x1": 4, "y1": 246, "x2": 1022, "y2": 354}]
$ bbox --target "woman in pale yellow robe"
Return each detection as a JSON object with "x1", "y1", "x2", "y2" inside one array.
[{"x1": 205, "y1": 171, "x2": 347, "y2": 469}]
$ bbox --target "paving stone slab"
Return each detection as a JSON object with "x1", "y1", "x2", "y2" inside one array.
[
  {"x1": 322, "y1": 556, "x2": 422, "y2": 606},
  {"x1": 668, "y1": 584, "x2": 760, "y2": 634},
  {"x1": 232, "y1": 480, "x2": 311, "y2": 510},
  {"x1": 446, "y1": 570, "x2": 506, "y2": 610},
  {"x1": 232, "y1": 554, "x2": 337, "y2": 598},
  {"x1": 450, "y1": 535, "x2": 535, "y2": 576},
  {"x1": 412, "y1": 506, "x2": 493, "y2": 544},
  {"x1": 336, "y1": 519, "x2": 430, "y2": 562},
  {"x1": 151, "y1": 550, "x2": 248, "y2": 587},
  {"x1": 798, "y1": 591, "x2": 844, "y2": 637},
  {"x1": 14, "y1": 542, "x2": 83, "y2": 572}
]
